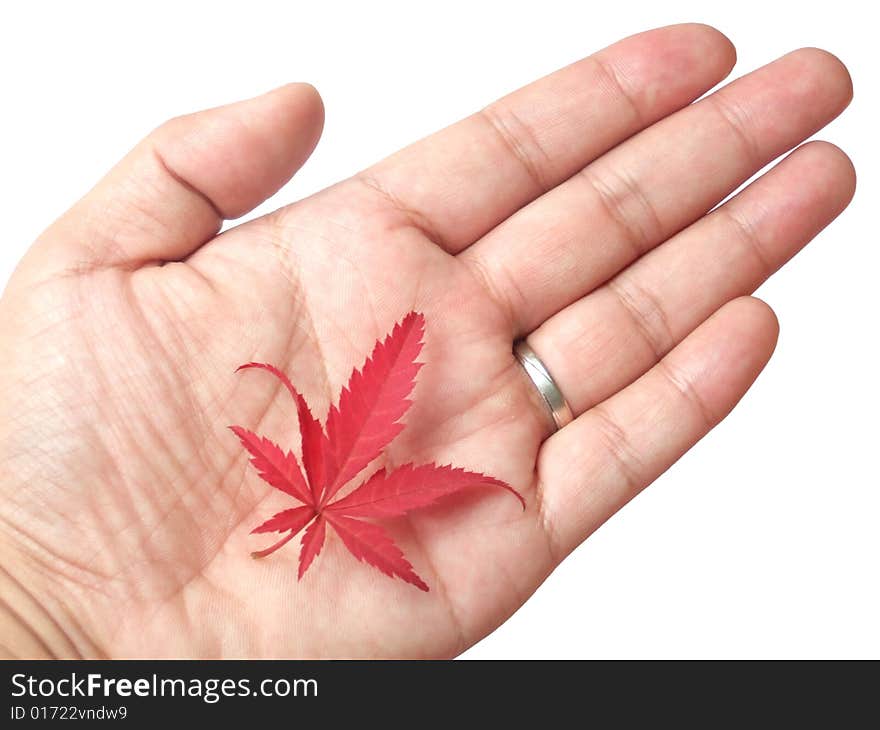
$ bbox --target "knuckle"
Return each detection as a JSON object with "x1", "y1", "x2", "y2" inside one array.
[
  {"x1": 478, "y1": 104, "x2": 552, "y2": 194},
  {"x1": 590, "y1": 404, "x2": 644, "y2": 496},
  {"x1": 581, "y1": 165, "x2": 662, "y2": 258},
  {"x1": 607, "y1": 276, "x2": 674, "y2": 361},
  {"x1": 707, "y1": 91, "x2": 761, "y2": 166},
  {"x1": 657, "y1": 359, "x2": 714, "y2": 431}
]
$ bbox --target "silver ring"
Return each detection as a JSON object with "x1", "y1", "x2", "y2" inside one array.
[{"x1": 513, "y1": 340, "x2": 573, "y2": 431}]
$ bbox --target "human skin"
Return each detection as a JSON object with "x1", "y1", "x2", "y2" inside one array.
[{"x1": 0, "y1": 24, "x2": 855, "y2": 657}]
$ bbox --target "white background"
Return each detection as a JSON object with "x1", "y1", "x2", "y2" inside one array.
[{"x1": 1, "y1": 1, "x2": 876, "y2": 658}]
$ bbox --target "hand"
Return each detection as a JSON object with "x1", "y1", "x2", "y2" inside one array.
[{"x1": 0, "y1": 24, "x2": 854, "y2": 658}]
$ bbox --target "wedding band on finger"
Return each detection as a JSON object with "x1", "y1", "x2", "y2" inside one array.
[{"x1": 513, "y1": 340, "x2": 573, "y2": 432}]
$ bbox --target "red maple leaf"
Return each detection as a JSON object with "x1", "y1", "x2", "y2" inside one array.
[{"x1": 231, "y1": 312, "x2": 524, "y2": 591}]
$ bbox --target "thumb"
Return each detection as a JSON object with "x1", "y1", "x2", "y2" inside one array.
[{"x1": 24, "y1": 83, "x2": 324, "y2": 276}]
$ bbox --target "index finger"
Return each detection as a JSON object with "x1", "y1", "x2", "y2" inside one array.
[{"x1": 355, "y1": 23, "x2": 736, "y2": 253}]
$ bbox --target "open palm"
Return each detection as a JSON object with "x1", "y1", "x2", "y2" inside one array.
[{"x1": 0, "y1": 24, "x2": 854, "y2": 658}]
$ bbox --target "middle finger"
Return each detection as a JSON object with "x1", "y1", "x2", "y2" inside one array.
[{"x1": 460, "y1": 48, "x2": 852, "y2": 334}]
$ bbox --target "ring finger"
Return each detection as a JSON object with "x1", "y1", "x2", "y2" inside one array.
[{"x1": 527, "y1": 140, "x2": 855, "y2": 418}]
